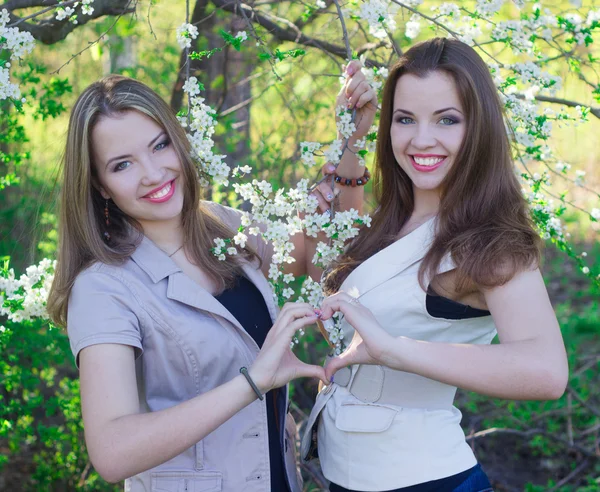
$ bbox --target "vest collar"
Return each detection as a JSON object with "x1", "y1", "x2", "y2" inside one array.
[
  {"x1": 130, "y1": 236, "x2": 278, "y2": 341},
  {"x1": 340, "y1": 216, "x2": 436, "y2": 298}
]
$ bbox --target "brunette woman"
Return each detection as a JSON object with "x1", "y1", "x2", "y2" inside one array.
[
  {"x1": 302, "y1": 38, "x2": 568, "y2": 492},
  {"x1": 47, "y1": 63, "x2": 377, "y2": 492}
]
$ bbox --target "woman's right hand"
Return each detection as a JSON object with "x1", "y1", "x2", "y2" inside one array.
[{"x1": 249, "y1": 303, "x2": 327, "y2": 393}]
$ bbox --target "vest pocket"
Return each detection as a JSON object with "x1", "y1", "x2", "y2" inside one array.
[
  {"x1": 151, "y1": 471, "x2": 222, "y2": 492},
  {"x1": 334, "y1": 402, "x2": 399, "y2": 433}
]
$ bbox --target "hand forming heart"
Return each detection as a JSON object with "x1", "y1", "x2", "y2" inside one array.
[{"x1": 318, "y1": 291, "x2": 398, "y2": 381}]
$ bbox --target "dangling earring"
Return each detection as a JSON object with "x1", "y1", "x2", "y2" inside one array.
[{"x1": 103, "y1": 199, "x2": 111, "y2": 242}]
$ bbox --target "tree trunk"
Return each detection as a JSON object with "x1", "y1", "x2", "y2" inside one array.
[
  {"x1": 171, "y1": 0, "x2": 253, "y2": 200},
  {"x1": 105, "y1": 35, "x2": 137, "y2": 73}
]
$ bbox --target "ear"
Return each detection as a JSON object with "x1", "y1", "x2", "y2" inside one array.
[
  {"x1": 91, "y1": 176, "x2": 111, "y2": 200},
  {"x1": 98, "y1": 187, "x2": 111, "y2": 200}
]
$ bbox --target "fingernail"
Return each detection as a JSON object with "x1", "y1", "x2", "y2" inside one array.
[
  {"x1": 326, "y1": 164, "x2": 336, "y2": 172},
  {"x1": 347, "y1": 100, "x2": 352, "y2": 109},
  {"x1": 346, "y1": 64, "x2": 355, "y2": 75},
  {"x1": 314, "y1": 309, "x2": 321, "y2": 316},
  {"x1": 326, "y1": 193, "x2": 334, "y2": 201},
  {"x1": 330, "y1": 376, "x2": 334, "y2": 383}
]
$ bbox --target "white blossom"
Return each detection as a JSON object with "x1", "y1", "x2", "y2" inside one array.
[
  {"x1": 300, "y1": 141, "x2": 322, "y2": 168},
  {"x1": 356, "y1": 0, "x2": 399, "y2": 39},
  {"x1": 323, "y1": 139, "x2": 343, "y2": 165},
  {"x1": 233, "y1": 231, "x2": 247, "y2": 249},
  {"x1": 176, "y1": 23, "x2": 199, "y2": 49},
  {"x1": 182, "y1": 77, "x2": 202, "y2": 97},
  {"x1": 432, "y1": 3, "x2": 461, "y2": 18},
  {"x1": 405, "y1": 15, "x2": 421, "y2": 39},
  {"x1": 0, "y1": 259, "x2": 55, "y2": 322}
]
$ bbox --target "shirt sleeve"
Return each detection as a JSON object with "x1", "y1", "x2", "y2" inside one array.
[{"x1": 67, "y1": 270, "x2": 143, "y2": 367}]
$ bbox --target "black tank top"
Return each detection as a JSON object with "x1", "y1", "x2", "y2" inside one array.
[{"x1": 214, "y1": 275, "x2": 289, "y2": 492}]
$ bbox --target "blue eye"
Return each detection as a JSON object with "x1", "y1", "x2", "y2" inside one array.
[
  {"x1": 114, "y1": 161, "x2": 131, "y2": 172},
  {"x1": 396, "y1": 116, "x2": 414, "y2": 124},
  {"x1": 154, "y1": 139, "x2": 170, "y2": 151},
  {"x1": 439, "y1": 116, "x2": 459, "y2": 125}
]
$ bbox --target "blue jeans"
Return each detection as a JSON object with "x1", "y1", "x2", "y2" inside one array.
[
  {"x1": 452, "y1": 464, "x2": 493, "y2": 492},
  {"x1": 329, "y1": 464, "x2": 493, "y2": 492}
]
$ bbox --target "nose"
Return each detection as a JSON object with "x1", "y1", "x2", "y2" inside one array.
[
  {"x1": 139, "y1": 158, "x2": 166, "y2": 187},
  {"x1": 411, "y1": 123, "x2": 437, "y2": 149}
]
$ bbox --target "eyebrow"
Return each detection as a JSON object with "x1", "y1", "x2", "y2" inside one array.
[
  {"x1": 105, "y1": 131, "x2": 166, "y2": 169},
  {"x1": 393, "y1": 107, "x2": 463, "y2": 116}
]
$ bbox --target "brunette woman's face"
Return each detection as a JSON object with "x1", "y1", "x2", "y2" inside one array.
[
  {"x1": 92, "y1": 110, "x2": 185, "y2": 229},
  {"x1": 390, "y1": 71, "x2": 465, "y2": 196}
]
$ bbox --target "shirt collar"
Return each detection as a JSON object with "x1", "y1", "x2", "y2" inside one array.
[{"x1": 130, "y1": 236, "x2": 181, "y2": 283}]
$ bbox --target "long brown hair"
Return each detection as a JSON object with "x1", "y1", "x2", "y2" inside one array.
[
  {"x1": 47, "y1": 75, "x2": 256, "y2": 326},
  {"x1": 324, "y1": 38, "x2": 540, "y2": 294}
]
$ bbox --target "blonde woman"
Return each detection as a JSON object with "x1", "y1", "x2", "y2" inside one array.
[{"x1": 47, "y1": 65, "x2": 377, "y2": 491}]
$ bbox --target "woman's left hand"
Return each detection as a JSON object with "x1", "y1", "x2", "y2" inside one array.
[
  {"x1": 319, "y1": 291, "x2": 398, "y2": 381},
  {"x1": 337, "y1": 60, "x2": 378, "y2": 141}
]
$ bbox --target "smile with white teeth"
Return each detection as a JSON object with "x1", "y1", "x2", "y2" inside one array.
[
  {"x1": 413, "y1": 156, "x2": 445, "y2": 166},
  {"x1": 147, "y1": 181, "x2": 172, "y2": 199}
]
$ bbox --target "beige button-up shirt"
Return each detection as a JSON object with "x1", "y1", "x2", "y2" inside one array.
[{"x1": 67, "y1": 203, "x2": 302, "y2": 492}]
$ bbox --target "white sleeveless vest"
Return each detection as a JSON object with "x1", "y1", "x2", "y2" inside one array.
[{"x1": 301, "y1": 218, "x2": 497, "y2": 491}]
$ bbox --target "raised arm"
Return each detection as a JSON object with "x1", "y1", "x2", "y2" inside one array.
[
  {"x1": 290, "y1": 60, "x2": 378, "y2": 281},
  {"x1": 320, "y1": 268, "x2": 568, "y2": 400}
]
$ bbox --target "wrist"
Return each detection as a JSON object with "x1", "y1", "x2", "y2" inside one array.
[
  {"x1": 381, "y1": 336, "x2": 409, "y2": 371},
  {"x1": 240, "y1": 367, "x2": 266, "y2": 400},
  {"x1": 338, "y1": 132, "x2": 365, "y2": 145},
  {"x1": 248, "y1": 366, "x2": 272, "y2": 394},
  {"x1": 333, "y1": 166, "x2": 370, "y2": 187}
]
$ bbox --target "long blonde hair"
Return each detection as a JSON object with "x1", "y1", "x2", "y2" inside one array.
[{"x1": 47, "y1": 75, "x2": 256, "y2": 326}]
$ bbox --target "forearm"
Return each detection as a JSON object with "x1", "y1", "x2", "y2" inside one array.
[
  {"x1": 387, "y1": 336, "x2": 568, "y2": 400},
  {"x1": 334, "y1": 135, "x2": 366, "y2": 215},
  {"x1": 87, "y1": 374, "x2": 258, "y2": 482},
  {"x1": 301, "y1": 135, "x2": 367, "y2": 280}
]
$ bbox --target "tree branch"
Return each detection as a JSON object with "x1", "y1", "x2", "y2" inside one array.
[
  {"x1": 466, "y1": 426, "x2": 598, "y2": 459},
  {"x1": 537, "y1": 94, "x2": 600, "y2": 119},
  {"x1": 8, "y1": 1, "x2": 75, "y2": 26},
  {"x1": 212, "y1": 0, "x2": 384, "y2": 67},
  {"x1": 512, "y1": 93, "x2": 600, "y2": 120},
  {"x1": 3, "y1": 0, "x2": 55, "y2": 8},
  {"x1": 6, "y1": 0, "x2": 135, "y2": 45}
]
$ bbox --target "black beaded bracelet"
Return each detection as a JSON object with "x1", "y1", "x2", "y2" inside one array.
[{"x1": 240, "y1": 367, "x2": 264, "y2": 401}]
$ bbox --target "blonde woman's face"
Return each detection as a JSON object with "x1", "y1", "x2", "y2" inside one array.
[
  {"x1": 390, "y1": 71, "x2": 466, "y2": 196},
  {"x1": 92, "y1": 110, "x2": 185, "y2": 229}
]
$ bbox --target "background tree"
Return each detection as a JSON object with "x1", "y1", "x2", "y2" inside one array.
[{"x1": 1, "y1": 0, "x2": 599, "y2": 490}]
